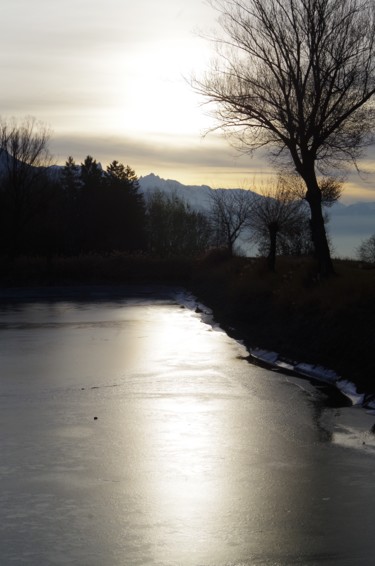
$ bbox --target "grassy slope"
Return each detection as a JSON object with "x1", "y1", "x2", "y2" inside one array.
[{"x1": 1, "y1": 252, "x2": 374, "y2": 394}]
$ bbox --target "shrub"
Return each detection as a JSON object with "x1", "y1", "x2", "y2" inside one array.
[{"x1": 356, "y1": 234, "x2": 375, "y2": 264}]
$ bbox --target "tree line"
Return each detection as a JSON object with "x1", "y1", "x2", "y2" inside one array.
[
  {"x1": 1, "y1": 116, "x2": 374, "y2": 271},
  {"x1": 0, "y1": 119, "x2": 147, "y2": 259},
  {"x1": 2, "y1": 1, "x2": 375, "y2": 275}
]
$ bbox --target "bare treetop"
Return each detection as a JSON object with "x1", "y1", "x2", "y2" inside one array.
[
  {"x1": 0, "y1": 116, "x2": 52, "y2": 170},
  {"x1": 201, "y1": 0, "x2": 375, "y2": 171}
]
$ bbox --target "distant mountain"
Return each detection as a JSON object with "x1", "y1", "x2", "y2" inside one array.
[
  {"x1": 0, "y1": 153, "x2": 373, "y2": 258},
  {"x1": 330, "y1": 200, "x2": 375, "y2": 216},
  {"x1": 138, "y1": 173, "x2": 261, "y2": 211},
  {"x1": 139, "y1": 173, "x2": 375, "y2": 258},
  {"x1": 139, "y1": 173, "x2": 212, "y2": 210}
]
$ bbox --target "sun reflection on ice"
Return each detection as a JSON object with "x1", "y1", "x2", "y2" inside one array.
[
  {"x1": 144, "y1": 394, "x2": 228, "y2": 560},
  {"x1": 131, "y1": 303, "x2": 249, "y2": 561},
  {"x1": 141, "y1": 304, "x2": 246, "y2": 373}
]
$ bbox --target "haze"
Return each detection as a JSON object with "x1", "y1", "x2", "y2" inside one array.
[{"x1": 1, "y1": 0, "x2": 375, "y2": 201}]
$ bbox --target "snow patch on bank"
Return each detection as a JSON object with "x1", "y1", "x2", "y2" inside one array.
[
  {"x1": 250, "y1": 347, "x2": 375, "y2": 413},
  {"x1": 174, "y1": 290, "x2": 219, "y2": 328},
  {"x1": 174, "y1": 290, "x2": 375, "y2": 415}
]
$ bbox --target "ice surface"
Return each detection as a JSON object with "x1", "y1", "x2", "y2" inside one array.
[{"x1": 1, "y1": 289, "x2": 374, "y2": 565}]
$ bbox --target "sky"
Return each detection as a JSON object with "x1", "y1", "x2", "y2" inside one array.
[{"x1": 1, "y1": 0, "x2": 375, "y2": 203}]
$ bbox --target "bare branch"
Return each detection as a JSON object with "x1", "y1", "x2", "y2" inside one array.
[
  {"x1": 194, "y1": 0, "x2": 375, "y2": 275},
  {"x1": 208, "y1": 187, "x2": 254, "y2": 253}
]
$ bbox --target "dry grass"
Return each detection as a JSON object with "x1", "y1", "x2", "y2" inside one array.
[{"x1": 191, "y1": 254, "x2": 375, "y2": 394}]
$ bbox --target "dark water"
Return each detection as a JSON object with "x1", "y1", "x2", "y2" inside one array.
[{"x1": 0, "y1": 288, "x2": 374, "y2": 565}]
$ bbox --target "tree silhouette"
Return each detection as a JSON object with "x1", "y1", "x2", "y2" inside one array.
[
  {"x1": 103, "y1": 161, "x2": 146, "y2": 252},
  {"x1": 208, "y1": 188, "x2": 253, "y2": 254},
  {"x1": 357, "y1": 234, "x2": 375, "y2": 263},
  {"x1": 196, "y1": 0, "x2": 375, "y2": 275},
  {"x1": 248, "y1": 180, "x2": 308, "y2": 271},
  {"x1": 80, "y1": 155, "x2": 102, "y2": 190},
  {"x1": 58, "y1": 156, "x2": 82, "y2": 254},
  {"x1": 146, "y1": 191, "x2": 211, "y2": 256},
  {"x1": 62, "y1": 156, "x2": 81, "y2": 195},
  {"x1": 0, "y1": 117, "x2": 52, "y2": 257}
]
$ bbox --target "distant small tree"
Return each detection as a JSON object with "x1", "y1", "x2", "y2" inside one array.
[
  {"x1": 248, "y1": 180, "x2": 308, "y2": 271},
  {"x1": 146, "y1": 191, "x2": 211, "y2": 256},
  {"x1": 77, "y1": 155, "x2": 103, "y2": 251},
  {"x1": 276, "y1": 218, "x2": 314, "y2": 257},
  {"x1": 56, "y1": 156, "x2": 83, "y2": 254},
  {"x1": 356, "y1": 234, "x2": 375, "y2": 264},
  {"x1": 62, "y1": 156, "x2": 81, "y2": 195},
  {"x1": 208, "y1": 188, "x2": 253, "y2": 255}
]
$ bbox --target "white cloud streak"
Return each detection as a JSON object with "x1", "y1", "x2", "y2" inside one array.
[{"x1": 0, "y1": 0, "x2": 375, "y2": 201}]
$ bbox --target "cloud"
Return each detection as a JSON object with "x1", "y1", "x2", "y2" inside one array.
[
  {"x1": 2, "y1": 0, "x2": 375, "y2": 201},
  {"x1": 47, "y1": 126, "x2": 375, "y2": 198},
  {"x1": 49, "y1": 130, "x2": 275, "y2": 187}
]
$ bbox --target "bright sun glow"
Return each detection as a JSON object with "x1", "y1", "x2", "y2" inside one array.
[
  {"x1": 102, "y1": 40, "x2": 213, "y2": 138},
  {"x1": 1, "y1": 0, "x2": 375, "y2": 201}
]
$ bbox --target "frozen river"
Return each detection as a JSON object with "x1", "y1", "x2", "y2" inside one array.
[{"x1": 0, "y1": 286, "x2": 374, "y2": 566}]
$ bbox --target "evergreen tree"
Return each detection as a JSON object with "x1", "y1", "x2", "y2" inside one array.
[
  {"x1": 58, "y1": 156, "x2": 83, "y2": 254},
  {"x1": 62, "y1": 156, "x2": 81, "y2": 195},
  {"x1": 78, "y1": 156, "x2": 104, "y2": 251},
  {"x1": 80, "y1": 155, "x2": 102, "y2": 190},
  {"x1": 103, "y1": 161, "x2": 146, "y2": 251}
]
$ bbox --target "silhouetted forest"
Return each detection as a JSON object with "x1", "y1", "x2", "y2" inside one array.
[
  {"x1": 0, "y1": 149, "x2": 223, "y2": 260},
  {"x1": 0, "y1": 155, "x2": 147, "y2": 258},
  {"x1": 0, "y1": 151, "x2": 320, "y2": 266},
  {"x1": 0, "y1": 118, "x2": 350, "y2": 270}
]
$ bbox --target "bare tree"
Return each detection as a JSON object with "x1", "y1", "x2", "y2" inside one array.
[
  {"x1": 146, "y1": 191, "x2": 211, "y2": 257},
  {"x1": 280, "y1": 173, "x2": 343, "y2": 208},
  {"x1": 356, "y1": 234, "x2": 375, "y2": 263},
  {"x1": 0, "y1": 117, "x2": 52, "y2": 257},
  {"x1": 248, "y1": 180, "x2": 308, "y2": 271},
  {"x1": 208, "y1": 188, "x2": 254, "y2": 254},
  {"x1": 195, "y1": 0, "x2": 375, "y2": 275},
  {"x1": 0, "y1": 117, "x2": 52, "y2": 180}
]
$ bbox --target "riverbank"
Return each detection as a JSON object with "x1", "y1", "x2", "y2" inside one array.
[
  {"x1": 189, "y1": 252, "x2": 375, "y2": 399},
  {"x1": 1, "y1": 252, "x2": 374, "y2": 397}
]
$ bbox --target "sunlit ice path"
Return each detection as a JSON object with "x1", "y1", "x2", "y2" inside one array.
[{"x1": 0, "y1": 285, "x2": 374, "y2": 565}]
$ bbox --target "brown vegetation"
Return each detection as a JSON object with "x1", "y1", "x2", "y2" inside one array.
[{"x1": 191, "y1": 252, "x2": 375, "y2": 394}]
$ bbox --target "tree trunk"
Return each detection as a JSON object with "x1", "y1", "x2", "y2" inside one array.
[
  {"x1": 267, "y1": 224, "x2": 277, "y2": 272},
  {"x1": 227, "y1": 235, "x2": 233, "y2": 256},
  {"x1": 302, "y1": 167, "x2": 335, "y2": 277}
]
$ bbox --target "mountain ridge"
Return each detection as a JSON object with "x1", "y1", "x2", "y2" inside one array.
[
  {"x1": 138, "y1": 173, "x2": 375, "y2": 258},
  {"x1": 138, "y1": 172, "x2": 374, "y2": 213},
  {"x1": 0, "y1": 151, "x2": 372, "y2": 257}
]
